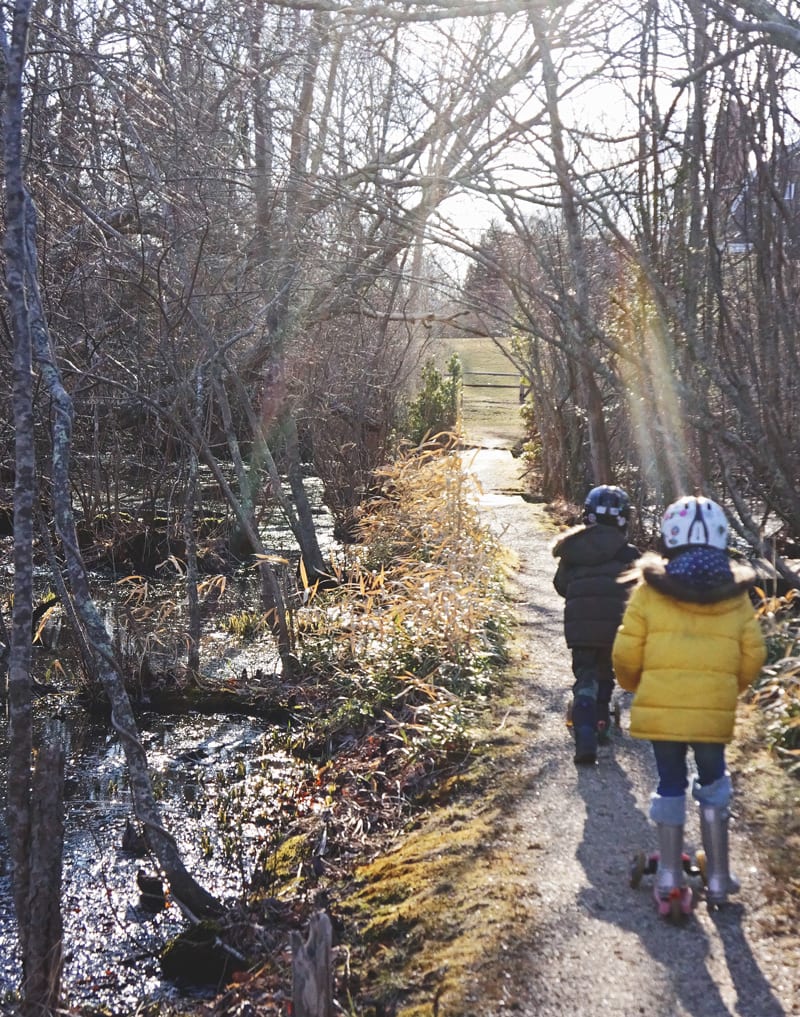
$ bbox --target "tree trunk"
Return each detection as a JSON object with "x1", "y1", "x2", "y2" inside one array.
[
  {"x1": 21, "y1": 737, "x2": 65, "y2": 1017},
  {"x1": 3, "y1": 8, "x2": 66, "y2": 1013},
  {"x1": 231, "y1": 362, "x2": 330, "y2": 583},
  {"x1": 530, "y1": 10, "x2": 613, "y2": 485},
  {"x1": 36, "y1": 289, "x2": 223, "y2": 918},
  {"x1": 34, "y1": 504, "x2": 97, "y2": 681},
  {"x1": 184, "y1": 446, "x2": 201, "y2": 676},
  {"x1": 282, "y1": 412, "x2": 329, "y2": 581}
]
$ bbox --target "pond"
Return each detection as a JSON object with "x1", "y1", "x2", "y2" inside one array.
[{"x1": 0, "y1": 706, "x2": 307, "y2": 1012}]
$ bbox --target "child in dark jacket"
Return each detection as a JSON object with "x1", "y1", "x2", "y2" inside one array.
[{"x1": 553, "y1": 485, "x2": 640, "y2": 765}]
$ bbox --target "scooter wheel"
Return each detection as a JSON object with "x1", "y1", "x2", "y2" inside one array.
[{"x1": 695, "y1": 849, "x2": 707, "y2": 884}]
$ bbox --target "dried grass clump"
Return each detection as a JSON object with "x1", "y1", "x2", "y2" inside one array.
[
  {"x1": 296, "y1": 441, "x2": 510, "y2": 755},
  {"x1": 751, "y1": 588, "x2": 800, "y2": 774}
]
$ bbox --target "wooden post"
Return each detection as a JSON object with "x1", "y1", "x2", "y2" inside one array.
[{"x1": 291, "y1": 911, "x2": 333, "y2": 1017}]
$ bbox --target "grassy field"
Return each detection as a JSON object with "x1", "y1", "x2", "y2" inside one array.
[{"x1": 433, "y1": 334, "x2": 524, "y2": 445}]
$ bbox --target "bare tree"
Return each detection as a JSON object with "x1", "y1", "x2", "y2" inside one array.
[
  {"x1": 1, "y1": 18, "x2": 221, "y2": 1001},
  {"x1": 451, "y1": 0, "x2": 800, "y2": 576},
  {"x1": 529, "y1": 6, "x2": 613, "y2": 485},
  {"x1": 2, "y1": 0, "x2": 567, "y2": 668}
]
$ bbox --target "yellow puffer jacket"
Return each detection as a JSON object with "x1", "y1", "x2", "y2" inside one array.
[{"x1": 612, "y1": 555, "x2": 766, "y2": 744}]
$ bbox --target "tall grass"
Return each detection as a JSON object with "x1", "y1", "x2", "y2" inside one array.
[
  {"x1": 752, "y1": 589, "x2": 800, "y2": 774},
  {"x1": 296, "y1": 437, "x2": 510, "y2": 760}
]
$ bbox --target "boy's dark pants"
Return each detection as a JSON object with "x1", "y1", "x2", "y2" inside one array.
[{"x1": 571, "y1": 646, "x2": 614, "y2": 729}]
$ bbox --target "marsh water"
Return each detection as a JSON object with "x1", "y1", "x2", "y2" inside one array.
[
  {"x1": 0, "y1": 705, "x2": 306, "y2": 1011},
  {"x1": 0, "y1": 476, "x2": 336, "y2": 1012}
]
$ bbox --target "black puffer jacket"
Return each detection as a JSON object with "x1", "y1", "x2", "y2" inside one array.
[{"x1": 552, "y1": 524, "x2": 640, "y2": 648}]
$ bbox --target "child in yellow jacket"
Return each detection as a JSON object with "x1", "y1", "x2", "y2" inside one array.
[{"x1": 612, "y1": 496, "x2": 766, "y2": 907}]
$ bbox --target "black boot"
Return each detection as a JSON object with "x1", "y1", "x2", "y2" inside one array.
[
  {"x1": 572, "y1": 696, "x2": 597, "y2": 764},
  {"x1": 596, "y1": 700, "x2": 612, "y2": 744},
  {"x1": 574, "y1": 725, "x2": 597, "y2": 765}
]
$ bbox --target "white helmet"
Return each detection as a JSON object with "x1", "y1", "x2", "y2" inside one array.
[{"x1": 661, "y1": 496, "x2": 729, "y2": 551}]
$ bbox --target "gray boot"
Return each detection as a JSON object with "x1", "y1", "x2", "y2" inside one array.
[
  {"x1": 699, "y1": 804, "x2": 740, "y2": 904},
  {"x1": 649, "y1": 793, "x2": 687, "y2": 899},
  {"x1": 655, "y1": 822, "x2": 686, "y2": 899}
]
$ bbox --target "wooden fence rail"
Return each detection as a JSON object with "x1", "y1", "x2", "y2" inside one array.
[{"x1": 463, "y1": 371, "x2": 521, "y2": 389}]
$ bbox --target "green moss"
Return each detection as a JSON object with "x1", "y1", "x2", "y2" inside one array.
[
  {"x1": 340, "y1": 676, "x2": 540, "y2": 1017},
  {"x1": 267, "y1": 833, "x2": 309, "y2": 881}
]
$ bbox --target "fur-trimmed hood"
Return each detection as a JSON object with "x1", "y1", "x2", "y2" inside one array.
[
  {"x1": 632, "y1": 551, "x2": 758, "y2": 605},
  {"x1": 551, "y1": 523, "x2": 632, "y2": 566}
]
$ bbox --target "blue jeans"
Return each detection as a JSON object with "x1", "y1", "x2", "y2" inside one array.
[{"x1": 651, "y1": 741, "x2": 726, "y2": 798}]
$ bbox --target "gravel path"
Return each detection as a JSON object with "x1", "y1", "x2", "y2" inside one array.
[{"x1": 459, "y1": 433, "x2": 797, "y2": 1017}]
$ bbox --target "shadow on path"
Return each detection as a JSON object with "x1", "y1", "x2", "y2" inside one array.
[{"x1": 574, "y1": 748, "x2": 787, "y2": 1017}]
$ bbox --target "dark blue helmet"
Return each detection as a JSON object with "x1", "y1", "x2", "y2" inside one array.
[{"x1": 583, "y1": 485, "x2": 630, "y2": 528}]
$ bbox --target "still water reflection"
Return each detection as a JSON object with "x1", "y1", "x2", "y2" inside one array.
[{"x1": 0, "y1": 708, "x2": 300, "y2": 1012}]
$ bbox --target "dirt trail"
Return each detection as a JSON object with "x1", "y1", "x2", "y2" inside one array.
[{"x1": 459, "y1": 428, "x2": 798, "y2": 1017}]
